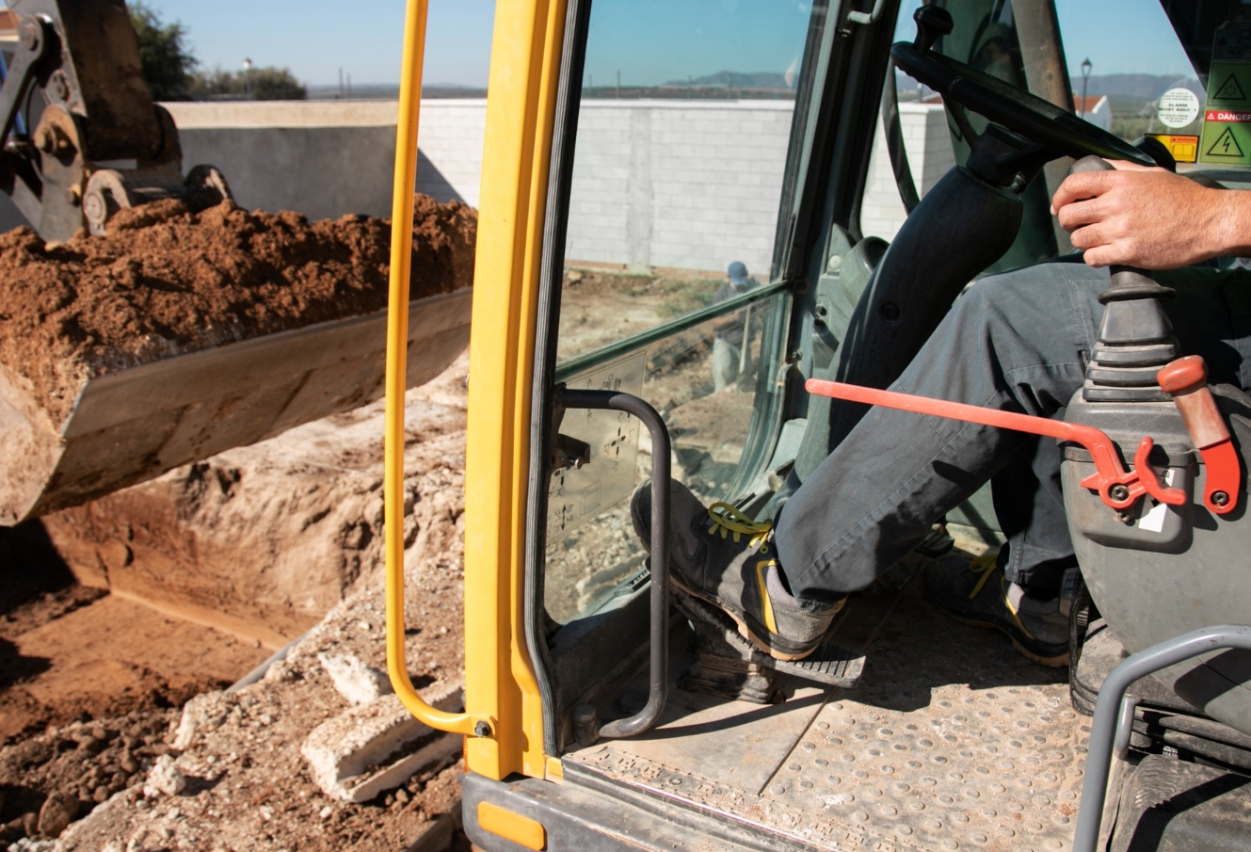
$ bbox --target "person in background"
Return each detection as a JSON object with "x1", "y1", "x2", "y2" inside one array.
[{"x1": 711, "y1": 261, "x2": 757, "y2": 391}]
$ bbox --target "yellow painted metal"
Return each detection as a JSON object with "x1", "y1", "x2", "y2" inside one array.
[
  {"x1": 477, "y1": 802, "x2": 548, "y2": 850},
  {"x1": 462, "y1": 0, "x2": 569, "y2": 780},
  {"x1": 384, "y1": 0, "x2": 488, "y2": 737}
]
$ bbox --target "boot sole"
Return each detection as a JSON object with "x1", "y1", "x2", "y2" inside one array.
[
  {"x1": 939, "y1": 610, "x2": 1069, "y2": 668},
  {"x1": 670, "y1": 575, "x2": 821, "y2": 662}
]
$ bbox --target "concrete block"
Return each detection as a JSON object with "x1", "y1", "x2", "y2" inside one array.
[
  {"x1": 302, "y1": 679, "x2": 464, "y2": 804},
  {"x1": 319, "y1": 653, "x2": 392, "y2": 705}
]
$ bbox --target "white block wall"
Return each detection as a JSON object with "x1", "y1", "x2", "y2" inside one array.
[
  {"x1": 859, "y1": 103, "x2": 955, "y2": 242},
  {"x1": 414, "y1": 101, "x2": 489, "y2": 207},
  {"x1": 564, "y1": 101, "x2": 797, "y2": 275},
  {"x1": 31, "y1": 99, "x2": 948, "y2": 274}
]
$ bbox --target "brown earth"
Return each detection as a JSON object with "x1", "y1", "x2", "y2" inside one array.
[
  {"x1": 42, "y1": 352, "x2": 471, "y2": 648},
  {"x1": 0, "y1": 354, "x2": 474, "y2": 847},
  {"x1": 0, "y1": 194, "x2": 475, "y2": 423},
  {"x1": 1, "y1": 575, "x2": 470, "y2": 851}
]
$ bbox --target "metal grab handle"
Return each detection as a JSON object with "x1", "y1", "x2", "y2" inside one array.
[
  {"x1": 557, "y1": 388, "x2": 671, "y2": 739},
  {"x1": 1072, "y1": 624, "x2": 1251, "y2": 852}
]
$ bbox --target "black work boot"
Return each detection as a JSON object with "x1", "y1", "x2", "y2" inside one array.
[
  {"x1": 631, "y1": 481, "x2": 843, "y2": 661},
  {"x1": 924, "y1": 554, "x2": 1069, "y2": 667}
]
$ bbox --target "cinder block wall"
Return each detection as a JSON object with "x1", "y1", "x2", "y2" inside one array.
[
  {"x1": 564, "y1": 101, "x2": 798, "y2": 274},
  {"x1": 0, "y1": 99, "x2": 953, "y2": 269},
  {"x1": 859, "y1": 102, "x2": 955, "y2": 242}
]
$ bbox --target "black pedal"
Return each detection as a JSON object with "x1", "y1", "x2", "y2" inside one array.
[{"x1": 674, "y1": 592, "x2": 865, "y2": 704}]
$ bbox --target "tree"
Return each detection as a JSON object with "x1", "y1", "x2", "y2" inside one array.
[
  {"x1": 129, "y1": 2, "x2": 196, "y2": 101},
  {"x1": 187, "y1": 67, "x2": 307, "y2": 101}
]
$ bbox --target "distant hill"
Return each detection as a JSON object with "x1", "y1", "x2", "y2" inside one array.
[
  {"x1": 1082, "y1": 74, "x2": 1202, "y2": 100},
  {"x1": 663, "y1": 71, "x2": 793, "y2": 90}
]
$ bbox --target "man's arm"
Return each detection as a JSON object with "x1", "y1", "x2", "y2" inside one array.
[{"x1": 1050, "y1": 162, "x2": 1251, "y2": 269}]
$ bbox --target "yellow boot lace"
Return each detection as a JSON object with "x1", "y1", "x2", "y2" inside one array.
[
  {"x1": 706, "y1": 502, "x2": 772, "y2": 554},
  {"x1": 967, "y1": 552, "x2": 1036, "y2": 640},
  {"x1": 966, "y1": 553, "x2": 999, "y2": 599}
]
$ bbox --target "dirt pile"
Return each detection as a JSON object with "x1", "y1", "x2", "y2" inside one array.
[{"x1": 0, "y1": 194, "x2": 475, "y2": 424}]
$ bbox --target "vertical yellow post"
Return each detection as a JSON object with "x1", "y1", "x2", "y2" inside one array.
[
  {"x1": 462, "y1": 0, "x2": 568, "y2": 780},
  {"x1": 385, "y1": 0, "x2": 488, "y2": 737}
]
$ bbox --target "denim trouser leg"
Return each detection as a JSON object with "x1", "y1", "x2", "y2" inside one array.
[{"x1": 773, "y1": 261, "x2": 1247, "y2": 604}]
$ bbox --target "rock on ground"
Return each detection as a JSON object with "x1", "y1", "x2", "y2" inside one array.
[{"x1": 54, "y1": 568, "x2": 468, "y2": 852}]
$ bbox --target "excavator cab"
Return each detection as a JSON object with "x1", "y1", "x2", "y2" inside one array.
[{"x1": 383, "y1": 1, "x2": 1251, "y2": 849}]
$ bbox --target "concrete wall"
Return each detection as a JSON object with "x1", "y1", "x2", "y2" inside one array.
[
  {"x1": 564, "y1": 101, "x2": 797, "y2": 274},
  {"x1": 164, "y1": 100, "x2": 488, "y2": 220},
  {"x1": 0, "y1": 99, "x2": 954, "y2": 269},
  {"x1": 860, "y1": 102, "x2": 956, "y2": 242}
]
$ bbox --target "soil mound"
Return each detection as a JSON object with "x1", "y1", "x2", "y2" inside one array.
[{"x1": 0, "y1": 195, "x2": 475, "y2": 423}]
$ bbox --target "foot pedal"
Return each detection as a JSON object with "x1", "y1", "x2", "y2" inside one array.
[{"x1": 674, "y1": 592, "x2": 865, "y2": 703}]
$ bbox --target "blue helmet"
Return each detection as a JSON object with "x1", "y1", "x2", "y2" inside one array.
[{"x1": 727, "y1": 261, "x2": 749, "y2": 286}]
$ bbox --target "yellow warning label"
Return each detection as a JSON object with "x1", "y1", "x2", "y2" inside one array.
[{"x1": 1148, "y1": 134, "x2": 1200, "y2": 164}]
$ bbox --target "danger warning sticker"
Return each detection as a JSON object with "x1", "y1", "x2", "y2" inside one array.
[
  {"x1": 1206, "y1": 109, "x2": 1251, "y2": 122},
  {"x1": 1200, "y1": 34, "x2": 1251, "y2": 165}
]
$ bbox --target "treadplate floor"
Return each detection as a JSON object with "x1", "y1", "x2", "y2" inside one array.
[{"x1": 566, "y1": 576, "x2": 1091, "y2": 851}]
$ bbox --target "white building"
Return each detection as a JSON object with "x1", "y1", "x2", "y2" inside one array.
[{"x1": 1075, "y1": 94, "x2": 1112, "y2": 132}]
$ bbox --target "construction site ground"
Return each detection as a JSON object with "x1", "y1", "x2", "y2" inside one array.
[{"x1": 0, "y1": 263, "x2": 763, "y2": 849}]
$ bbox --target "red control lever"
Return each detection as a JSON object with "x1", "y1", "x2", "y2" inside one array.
[
  {"x1": 1157, "y1": 356, "x2": 1241, "y2": 514},
  {"x1": 805, "y1": 379, "x2": 1187, "y2": 513}
]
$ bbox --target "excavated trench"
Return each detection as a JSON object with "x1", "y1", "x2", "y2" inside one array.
[{"x1": 0, "y1": 198, "x2": 477, "y2": 849}]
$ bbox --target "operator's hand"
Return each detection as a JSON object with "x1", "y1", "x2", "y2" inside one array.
[{"x1": 1050, "y1": 161, "x2": 1251, "y2": 269}]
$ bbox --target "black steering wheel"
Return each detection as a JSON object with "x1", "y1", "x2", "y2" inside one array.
[{"x1": 892, "y1": 7, "x2": 1155, "y2": 168}]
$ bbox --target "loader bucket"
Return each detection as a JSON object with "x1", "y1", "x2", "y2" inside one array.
[{"x1": 0, "y1": 287, "x2": 471, "y2": 524}]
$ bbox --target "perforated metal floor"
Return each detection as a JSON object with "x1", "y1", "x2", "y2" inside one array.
[{"x1": 566, "y1": 586, "x2": 1090, "y2": 851}]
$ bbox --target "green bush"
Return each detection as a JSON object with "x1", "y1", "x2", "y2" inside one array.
[
  {"x1": 129, "y1": 2, "x2": 195, "y2": 100},
  {"x1": 187, "y1": 66, "x2": 307, "y2": 101}
]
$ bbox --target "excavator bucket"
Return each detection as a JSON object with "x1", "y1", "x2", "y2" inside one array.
[{"x1": 0, "y1": 288, "x2": 471, "y2": 524}]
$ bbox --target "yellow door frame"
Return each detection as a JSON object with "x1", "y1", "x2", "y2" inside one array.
[{"x1": 385, "y1": 0, "x2": 569, "y2": 782}]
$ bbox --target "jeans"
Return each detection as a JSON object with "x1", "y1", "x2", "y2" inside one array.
[{"x1": 774, "y1": 260, "x2": 1251, "y2": 605}]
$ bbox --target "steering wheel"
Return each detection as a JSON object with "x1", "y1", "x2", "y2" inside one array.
[{"x1": 892, "y1": 7, "x2": 1155, "y2": 168}]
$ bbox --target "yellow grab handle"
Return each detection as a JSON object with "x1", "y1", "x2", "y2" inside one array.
[{"x1": 385, "y1": 0, "x2": 491, "y2": 738}]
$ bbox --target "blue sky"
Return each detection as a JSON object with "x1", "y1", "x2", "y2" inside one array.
[
  {"x1": 582, "y1": 0, "x2": 813, "y2": 88},
  {"x1": 131, "y1": 1, "x2": 1197, "y2": 89},
  {"x1": 894, "y1": 0, "x2": 1197, "y2": 83},
  {"x1": 134, "y1": 1, "x2": 496, "y2": 87}
]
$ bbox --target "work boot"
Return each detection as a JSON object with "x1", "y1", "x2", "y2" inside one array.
[
  {"x1": 630, "y1": 481, "x2": 843, "y2": 661},
  {"x1": 924, "y1": 554, "x2": 1069, "y2": 667}
]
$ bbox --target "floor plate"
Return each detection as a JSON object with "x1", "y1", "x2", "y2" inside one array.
[{"x1": 566, "y1": 580, "x2": 1090, "y2": 852}]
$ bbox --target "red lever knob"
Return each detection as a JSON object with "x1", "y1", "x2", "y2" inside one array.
[
  {"x1": 1157, "y1": 355, "x2": 1240, "y2": 515},
  {"x1": 1157, "y1": 356, "x2": 1229, "y2": 451},
  {"x1": 1158, "y1": 355, "x2": 1207, "y2": 394}
]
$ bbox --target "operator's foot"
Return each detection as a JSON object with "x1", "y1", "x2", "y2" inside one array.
[
  {"x1": 924, "y1": 554, "x2": 1069, "y2": 667},
  {"x1": 630, "y1": 482, "x2": 843, "y2": 661}
]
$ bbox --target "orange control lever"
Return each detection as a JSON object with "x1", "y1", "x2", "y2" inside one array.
[
  {"x1": 805, "y1": 379, "x2": 1187, "y2": 513},
  {"x1": 1157, "y1": 356, "x2": 1241, "y2": 514}
]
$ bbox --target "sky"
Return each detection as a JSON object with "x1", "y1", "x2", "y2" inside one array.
[
  {"x1": 78, "y1": 1, "x2": 1203, "y2": 90},
  {"x1": 134, "y1": 0, "x2": 497, "y2": 88},
  {"x1": 894, "y1": 0, "x2": 1197, "y2": 83},
  {"x1": 581, "y1": 0, "x2": 814, "y2": 88}
]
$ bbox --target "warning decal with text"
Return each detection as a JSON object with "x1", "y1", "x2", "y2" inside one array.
[{"x1": 1202, "y1": 22, "x2": 1251, "y2": 165}]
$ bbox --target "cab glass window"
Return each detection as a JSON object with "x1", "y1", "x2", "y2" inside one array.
[
  {"x1": 864, "y1": 0, "x2": 1216, "y2": 261},
  {"x1": 545, "y1": 1, "x2": 823, "y2": 625}
]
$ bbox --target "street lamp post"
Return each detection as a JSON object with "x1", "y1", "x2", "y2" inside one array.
[
  {"x1": 243, "y1": 58, "x2": 254, "y2": 100},
  {"x1": 1080, "y1": 57, "x2": 1092, "y2": 119}
]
